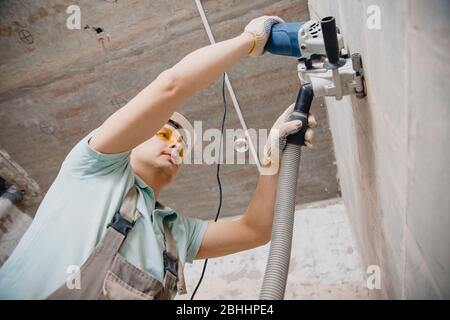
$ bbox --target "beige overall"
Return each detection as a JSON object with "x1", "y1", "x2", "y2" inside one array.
[{"x1": 47, "y1": 186, "x2": 186, "y2": 300}]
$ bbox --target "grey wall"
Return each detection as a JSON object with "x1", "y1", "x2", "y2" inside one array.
[
  {"x1": 0, "y1": 0, "x2": 339, "y2": 219},
  {"x1": 309, "y1": 0, "x2": 450, "y2": 299}
]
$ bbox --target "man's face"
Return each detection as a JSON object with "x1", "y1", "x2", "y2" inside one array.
[{"x1": 131, "y1": 124, "x2": 186, "y2": 182}]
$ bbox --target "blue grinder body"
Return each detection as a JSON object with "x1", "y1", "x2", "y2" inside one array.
[{"x1": 265, "y1": 22, "x2": 306, "y2": 57}]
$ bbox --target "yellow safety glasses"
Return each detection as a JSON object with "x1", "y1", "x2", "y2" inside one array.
[{"x1": 155, "y1": 126, "x2": 186, "y2": 158}]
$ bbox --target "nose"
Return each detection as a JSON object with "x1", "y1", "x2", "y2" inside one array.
[
  {"x1": 168, "y1": 141, "x2": 179, "y2": 149},
  {"x1": 168, "y1": 141, "x2": 183, "y2": 156},
  {"x1": 168, "y1": 141, "x2": 183, "y2": 164}
]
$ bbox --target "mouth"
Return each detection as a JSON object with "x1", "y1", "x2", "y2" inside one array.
[{"x1": 161, "y1": 152, "x2": 175, "y2": 165}]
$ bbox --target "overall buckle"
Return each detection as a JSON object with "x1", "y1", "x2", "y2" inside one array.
[
  {"x1": 163, "y1": 250, "x2": 178, "y2": 278},
  {"x1": 107, "y1": 212, "x2": 135, "y2": 236}
]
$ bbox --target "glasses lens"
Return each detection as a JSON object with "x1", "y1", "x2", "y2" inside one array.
[
  {"x1": 156, "y1": 127, "x2": 172, "y2": 142},
  {"x1": 179, "y1": 146, "x2": 185, "y2": 158}
]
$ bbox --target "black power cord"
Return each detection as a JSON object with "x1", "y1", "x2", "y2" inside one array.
[{"x1": 190, "y1": 73, "x2": 227, "y2": 300}]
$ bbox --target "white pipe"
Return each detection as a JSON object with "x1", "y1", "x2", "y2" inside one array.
[{"x1": 194, "y1": 0, "x2": 262, "y2": 170}]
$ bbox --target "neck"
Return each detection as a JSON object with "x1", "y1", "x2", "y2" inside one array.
[{"x1": 132, "y1": 166, "x2": 170, "y2": 200}]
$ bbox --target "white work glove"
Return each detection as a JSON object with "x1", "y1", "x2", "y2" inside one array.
[
  {"x1": 243, "y1": 15, "x2": 285, "y2": 56},
  {"x1": 262, "y1": 103, "x2": 317, "y2": 169}
]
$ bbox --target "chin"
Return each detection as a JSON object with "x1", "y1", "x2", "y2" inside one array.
[{"x1": 156, "y1": 158, "x2": 179, "y2": 179}]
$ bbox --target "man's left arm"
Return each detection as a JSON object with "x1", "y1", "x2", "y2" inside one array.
[
  {"x1": 194, "y1": 105, "x2": 317, "y2": 259},
  {"x1": 195, "y1": 173, "x2": 278, "y2": 259}
]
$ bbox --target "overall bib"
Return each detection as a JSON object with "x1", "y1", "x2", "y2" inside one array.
[{"x1": 47, "y1": 186, "x2": 186, "y2": 300}]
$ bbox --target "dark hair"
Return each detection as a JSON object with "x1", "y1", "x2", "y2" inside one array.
[
  {"x1": 167, "y1": 119, "x2": 182, "y2": 130},
  {"x1": 167, "y1": 119, "x2": 188, "y2": 148}
]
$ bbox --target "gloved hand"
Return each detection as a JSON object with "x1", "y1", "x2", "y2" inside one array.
[
  {"x1": 243, "y1": 15, "x2": 285, "y2": 56},
  {"x1": 262, "y1": 103, "x2": 317, "y2": 169}
]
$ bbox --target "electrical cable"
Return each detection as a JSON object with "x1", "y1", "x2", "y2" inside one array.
[
  {"x1": 191, "y1": 0, "x2": 261, "y2": 299},
  {"x1": 190, "y1": 74, "x2": 227, "y2": 300}
]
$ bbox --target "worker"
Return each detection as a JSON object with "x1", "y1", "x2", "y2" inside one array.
[{"x1": 0, "y1": 16, "x2": 316, "y2": 299}]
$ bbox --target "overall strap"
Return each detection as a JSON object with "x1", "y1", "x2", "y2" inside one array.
[
  {"x1": 102, "y1": 186, "x2": 140, "y2": 257},
  {"x1": 119, "y1": 185, "x2": 141, "y2": 223},
  {"x1": 162, "y1": 222, "x2": 187, "y2": 297},
  {"x1": 108, "y1": 186, "x2": 140, "y2": 237}
]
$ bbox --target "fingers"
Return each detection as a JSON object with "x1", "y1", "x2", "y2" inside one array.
[
  {"x1": 258, "y1": 15, "x2": 285, "y2": 24},
  {"x1": 280, "y1": 103, "x2": 295, "y2": 121},
  {"x1": 304, "y1": 128, "x2": 314, "y2": 149},
  {"x1": 270, "y1": 103, "x2": 296, "y2": 132},
  {"x1": 280, "y1": 119, "x2": 302, "y2": 136},
  {"x1": 245, "y1": 15, "x2": 284, "y2": 56},
  {"x1": 270, "y1": 15, "x2": 285, "y2": 24},
  {"x1": 308, "y1": 114, "x2": 317, "y2": 128},
  {"x1": 305, "y1": 114, "x2": 316, "y2": 149},
  {"x1": 305, "y1": 128, "x2": 314, "y2": 141},
  {"x1": 282, "y1": 107, "x2": 316, "y2": 126},
  {"x1": 270, "y1": 107, "x2": 317, "y2": 150}
]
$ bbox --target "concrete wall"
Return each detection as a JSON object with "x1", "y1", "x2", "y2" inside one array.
[{"x1": 309, "y1": 0, "x2": 450, "y2": 299}]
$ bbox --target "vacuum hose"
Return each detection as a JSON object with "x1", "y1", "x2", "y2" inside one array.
[
  {"x1": 259, "y1": 84, "x2": 314, "y2": 300},
  {"x1": 259, "y1": 143, "x2": 302, "y2": 299}
]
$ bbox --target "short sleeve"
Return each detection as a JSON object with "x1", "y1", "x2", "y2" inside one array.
[
  {"x1": 61, "y1": 128, "x2": 131, "y2": 178},
  {"x1": 184, "y1": 217, "x2": 208, "y2": 263}
]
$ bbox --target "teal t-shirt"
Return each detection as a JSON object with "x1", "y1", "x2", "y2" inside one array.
[{"x1": 0, "y1": 129, "x2": 208, "y2": 299}]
